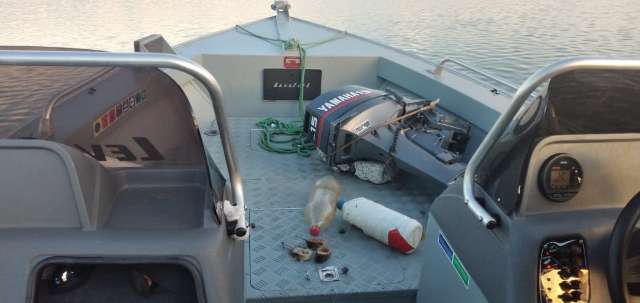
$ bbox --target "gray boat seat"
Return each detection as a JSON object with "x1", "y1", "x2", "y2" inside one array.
[{"x1": 0, "y1": 139, "x2": 116, "y2": 229}]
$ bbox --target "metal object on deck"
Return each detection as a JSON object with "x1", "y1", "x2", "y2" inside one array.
[
  {"x1": 318, "y1": 266, "x2": 340, "y2": 282},
  {"x1": 464, "y1": 57, "x2": 640, "y2": 229}
]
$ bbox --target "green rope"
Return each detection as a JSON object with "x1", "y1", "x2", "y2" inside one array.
[
  {"x1": 256, "y1": 118, "x2": 315, "y2": 156},
  {"x1": 255, "y1": 42, "x2": 313, "y2": 156},
  {"x1": 235, "y1": 25, "x2": 286, "y2": 47},
  {"x1": 235, "y1": 24, "x2": 346, "y2": 156},
  {"x1": 235, "y1": 25, "x2": 347, "y2": 50},
  {"x1": 296, "y1": 43, "x2": 306, "y2": 119}
]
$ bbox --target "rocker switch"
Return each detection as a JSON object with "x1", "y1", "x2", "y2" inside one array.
[{"x1": 538, "y1": 239, "x2": 589, "y2": 303}]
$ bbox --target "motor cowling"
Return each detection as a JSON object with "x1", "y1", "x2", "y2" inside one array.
[
  {"x1": 304, "y1": 85, "x2": 400, "y2": 161},
  {"x1": 304, "y1": 85, "x2": 470, "y2": 184}
]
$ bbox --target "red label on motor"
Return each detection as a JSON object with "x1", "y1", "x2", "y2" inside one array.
[{"x1": 283, "y1": 56, "x2": 301, "y2": 69}]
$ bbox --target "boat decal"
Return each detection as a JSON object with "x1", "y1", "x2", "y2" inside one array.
[
  {"x1": 353, "y1": 120, "x2": 371, "y2": 135},
  {"x1": 315, "y1": 89, "x2": 372, "y2": 112},
  {"x1": 93, "y1": 90, "x2": 146, "y2": 137},
  {"x1": 314, "y1": 89, "x2": 375, "y2": 146},
  {"x1": 438, "y1": 232, "x2": 470, "y2": 288},
  {"x1": 263, "y1": 69, "x2": 321, "y2": 100},
  {"x1": 74, "y1": 137, "x2": 164, "y2": 162}
]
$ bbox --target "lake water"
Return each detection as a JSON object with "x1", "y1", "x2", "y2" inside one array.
[{"x1": 3, "y1": 0, "x2": 640, "y2": 84}]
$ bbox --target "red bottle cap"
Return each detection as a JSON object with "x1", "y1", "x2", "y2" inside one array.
[{"x1": 310, "y1": 225, "x2": 321, "y2": 237}]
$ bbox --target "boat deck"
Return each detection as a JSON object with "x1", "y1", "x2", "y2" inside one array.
[{"x1": 205, "y1": 117, "x2": 440, "y2": 302}]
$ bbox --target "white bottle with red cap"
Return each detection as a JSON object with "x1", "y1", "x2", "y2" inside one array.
[
  {"x1": 304, "y1": 176, "x2": 341, "y2": 237},
  {"x1": 338, "y1": 197, "x2": 423, "y2": 254}
]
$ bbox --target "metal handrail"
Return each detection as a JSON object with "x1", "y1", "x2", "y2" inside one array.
[
  {"x1": 0, "y1": 50, "x2": 247, "y2": 237},
  {"x1": 464, "y1": 57, "x2": 640, "y2": 229},
  {"x1": 39, "y1": 67, "x2": 116, "y2": 139},
  {"x1": 432, "y1": 57, "x2": 519, "y2": 92}
]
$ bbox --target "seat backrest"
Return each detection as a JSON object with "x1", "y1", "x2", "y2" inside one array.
[{"x1": 0, "y1": 139, "x2": 115, "y2": 229}]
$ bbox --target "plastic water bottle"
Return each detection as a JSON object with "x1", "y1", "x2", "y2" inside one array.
[
  {"x1": 338, "y1": 197, "x2": 423, "y2": 254},
  {"x1": 304, "y1": 176, "x2": 341, "y2": 237}
]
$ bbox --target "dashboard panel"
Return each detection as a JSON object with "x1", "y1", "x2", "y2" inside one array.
[
  {"x1": 520, "y1": 133, "x2": 640, "y2": 215},
  {"x1": 539, "y1": 238, "x2": 589, "y2": 303}
]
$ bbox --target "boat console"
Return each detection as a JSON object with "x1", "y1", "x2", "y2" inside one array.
[{"x1": 419, "y1": 64, "x2": 640, "y2": 303}]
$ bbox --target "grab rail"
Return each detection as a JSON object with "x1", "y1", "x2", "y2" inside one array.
[
  {"x1": 464, "y1": 57, "x2": 640, "y2": 229},
  {"x1": 0, "y1": 50, "x2": 248, "y2": 237},
  {"x1": 431, "y1": 57, "x2": 518, "y2": 92},
  {"x1": 39, "y1": 67, "x2": 116, "y2": 139}
]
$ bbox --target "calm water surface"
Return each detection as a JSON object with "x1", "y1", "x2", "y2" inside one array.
[{"x1": 3, "y1": 0, "x2": 640, "y2": 84}]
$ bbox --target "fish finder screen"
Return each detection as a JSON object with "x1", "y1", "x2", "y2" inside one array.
[{"x1": 550, "y1": 169, "x2": 570, "y2": 189}]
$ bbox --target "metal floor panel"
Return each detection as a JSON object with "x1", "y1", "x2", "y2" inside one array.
[{"x1": 204, "y1": 117, "x2": 439, "y2": 302}]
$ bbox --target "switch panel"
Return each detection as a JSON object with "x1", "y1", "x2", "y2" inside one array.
[{"x1": 539, "y1": 239, "x2": 589, "y2": 303}]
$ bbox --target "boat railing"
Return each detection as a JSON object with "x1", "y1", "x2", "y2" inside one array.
[
  {"x1": 464, "y1": 57, "x2": 640, "y2": 229},
  {"x1": 0, "y1": 50, "x2": 248, "y2": 238},
  {"x1": 39, "y1": 67, "x2": 116, "y2": 139},
  {"x1": 431, "y1": 57, "x2": 519, "y2": 94}
]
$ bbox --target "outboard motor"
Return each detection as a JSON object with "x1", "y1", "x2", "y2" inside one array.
[{"x1": 303, "y1": 85, "x2": 470, "y2": 184}]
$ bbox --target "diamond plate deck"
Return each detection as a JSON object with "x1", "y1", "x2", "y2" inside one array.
[{"x1": 204, "y1": 117, "x2": 440, "y2": 302}]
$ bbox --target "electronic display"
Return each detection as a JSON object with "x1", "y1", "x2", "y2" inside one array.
[
  {"x1": 550, "y1": 169, "x2": 571, "y2": 189},
  {"x1": 539, "y1": 154, "x2": 583, "y2": 202}
]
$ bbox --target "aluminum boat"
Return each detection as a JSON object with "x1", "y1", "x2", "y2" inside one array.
[{"x1": 2, "y1": 2, "x2": 640, "y2": 303}]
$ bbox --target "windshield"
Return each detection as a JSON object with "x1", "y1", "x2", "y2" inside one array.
[
  {"x1": 478, "y1": 69, "x2": 640, "y2": 213},
  {"x1": 537, "y1": 70, "x2": 640, "y2": 136}
]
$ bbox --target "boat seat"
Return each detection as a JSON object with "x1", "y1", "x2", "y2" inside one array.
[{"x1": 0, "y1": 139, "x2": 116, "y2": 229}]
